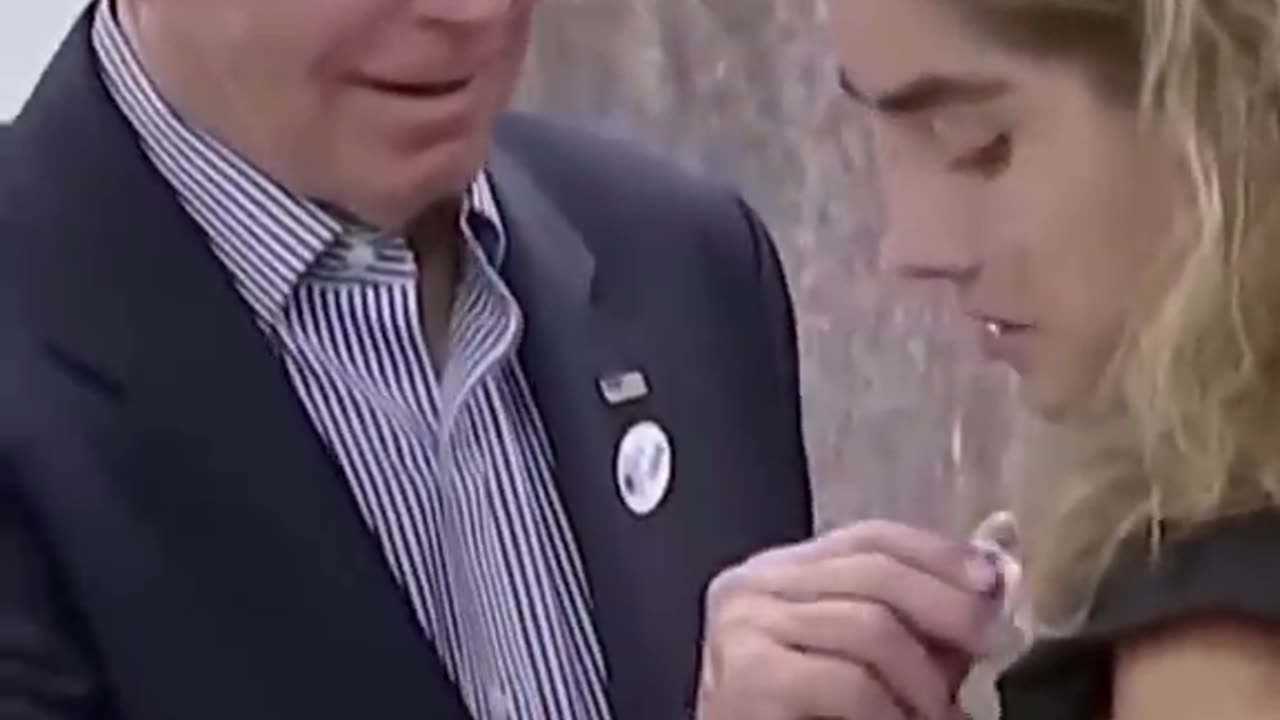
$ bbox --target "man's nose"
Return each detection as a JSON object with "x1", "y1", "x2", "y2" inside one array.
[{"x1": 413, "y1": 0, "x2": 515, "y2": 23}]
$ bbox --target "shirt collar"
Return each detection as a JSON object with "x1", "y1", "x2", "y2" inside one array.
[{"x1": 91, "y1": 0, "x2": 507, "y2": 326}]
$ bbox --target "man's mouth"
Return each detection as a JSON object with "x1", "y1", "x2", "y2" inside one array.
[{"x1": 364, "y1": 76, "x2": 474, "y2": 98}]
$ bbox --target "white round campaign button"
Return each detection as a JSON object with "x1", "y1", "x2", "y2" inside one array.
[
  {"x1": 615, "y1": 420, "x2": 673, "y2": 517},
  {"x1": 348, "y1": 242, "x2": 377, "y2": 270}
]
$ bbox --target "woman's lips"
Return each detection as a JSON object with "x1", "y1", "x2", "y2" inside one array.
[{"x1": 976, "y1": 318, "x2": 1034, "y2": 370}]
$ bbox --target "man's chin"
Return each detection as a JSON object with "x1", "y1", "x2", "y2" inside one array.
[{"x1": 336, "y1": 166, "x2": 483, "y2": 232}]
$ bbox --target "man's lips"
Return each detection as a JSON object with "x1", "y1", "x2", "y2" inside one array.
[{"x1": 359, "y1": 76, "x2": 474, "y2": 97}]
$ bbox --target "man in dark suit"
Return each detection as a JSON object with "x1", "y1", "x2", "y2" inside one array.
[{"x1": 0, "y1": 1, "x2": 811, "y2": 719}]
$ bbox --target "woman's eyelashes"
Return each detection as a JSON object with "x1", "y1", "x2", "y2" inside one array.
[
  {"x1": 949, "y1": 132, "x2": 1013, "y2": 177},
  {"x1": 927, "y1": 109, "x2": 1014, "y2": 178}
]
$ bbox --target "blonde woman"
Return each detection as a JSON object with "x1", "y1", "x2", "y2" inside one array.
[{"x1": 821, "y1": 0, "x2": 1280, "y2": 718}]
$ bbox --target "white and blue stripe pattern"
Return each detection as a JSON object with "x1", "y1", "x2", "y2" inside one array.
[{"x1": 92, "y1": 4, "x2": 611, "y2": 719}]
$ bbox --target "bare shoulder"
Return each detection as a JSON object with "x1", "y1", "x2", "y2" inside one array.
[{"x1": 1112, "y1": 616, "x2": 1280, "y2": 720}]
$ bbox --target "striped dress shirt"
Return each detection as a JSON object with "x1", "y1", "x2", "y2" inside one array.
[{"x1": 91, "y1": 4, "x2": 611, "y2": 719}]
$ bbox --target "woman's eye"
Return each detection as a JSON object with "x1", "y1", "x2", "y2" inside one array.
[{"x1": 949, "y1": 132, "x2": 1012, "y2": 177}]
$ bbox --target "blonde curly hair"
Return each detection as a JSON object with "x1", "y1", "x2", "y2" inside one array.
[{"x1": 960, "y1": 0, "x2": 1280, "y2": 630}]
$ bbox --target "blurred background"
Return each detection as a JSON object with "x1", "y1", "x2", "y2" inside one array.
[
  {"x1": 3, "y1": 0, "x2": 1018, "y2": 713},
  {"x1": 519, "y1": 0, "x2": 1019, "y2": 535}
]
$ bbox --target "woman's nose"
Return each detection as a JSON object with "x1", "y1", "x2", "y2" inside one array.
[{"x1": 877, "y1": 179, "x2": 981, "y2": 284}]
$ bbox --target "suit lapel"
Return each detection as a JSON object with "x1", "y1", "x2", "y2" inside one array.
[
  {"x1": 488, "y1": 146, "x2": 699, "y2": 719},
  {"x1": 9, "y1": 16, "x2": 468, "y2": 719}
]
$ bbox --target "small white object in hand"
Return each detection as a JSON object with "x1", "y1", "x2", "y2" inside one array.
[{"x1": 970, "y1": 511, "x2": 1033, "y2": 653}]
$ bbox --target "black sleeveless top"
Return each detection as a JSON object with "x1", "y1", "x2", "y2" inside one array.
[{"x1": 996, "y1": 510, "x2": 1280, "y2": 719}]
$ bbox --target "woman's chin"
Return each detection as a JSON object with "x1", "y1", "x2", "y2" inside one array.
[
  {"x1": 1023, "y1": 398, "x2": 1071, "y2": 425},
  {"x1": 1015, "y1": 373, "x2": 1083, "y2": 424},
  {"x1": 1016, "y1": 374, "x2": 1119, "y2": 427}
]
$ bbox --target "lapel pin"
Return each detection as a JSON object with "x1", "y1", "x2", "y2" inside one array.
[
  {"x1": 598, "y1": 370, "x2": 649, "y2": 406},
  {"x1": 615, "y1": 420, "x2": 673, "y2": 517}
]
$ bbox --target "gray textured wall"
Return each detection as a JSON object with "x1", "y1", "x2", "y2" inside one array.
[{"x1": 516, "y1": 0, "x2": 1017, "y2": 535}]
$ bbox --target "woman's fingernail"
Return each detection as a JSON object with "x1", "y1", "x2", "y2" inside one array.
[{"x1": 965, "y1": 553, "x2": 999, "y2": 592}]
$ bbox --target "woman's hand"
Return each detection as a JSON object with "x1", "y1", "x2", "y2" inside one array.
[{"x1": 694, "y1": 520, "x2": 1004, "y2": 720}]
